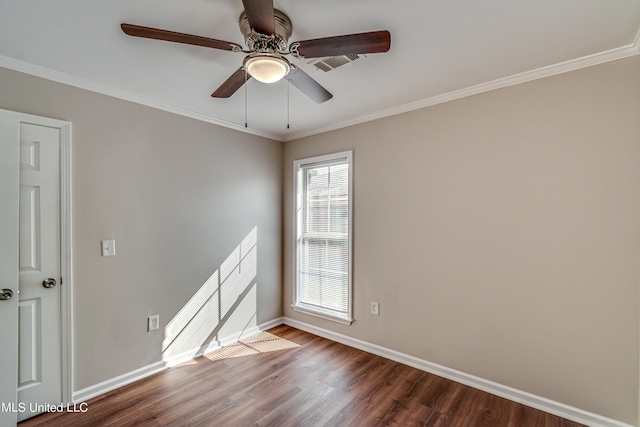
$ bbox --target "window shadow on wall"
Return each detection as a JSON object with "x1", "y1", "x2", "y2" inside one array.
[{"x1": 161, "y1": 227, "x2": 258, "y2": 362}]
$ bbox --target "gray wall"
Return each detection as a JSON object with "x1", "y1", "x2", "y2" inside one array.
[
  {"x1": 2, "y1": 53, "x2": 639, "y2": 425},
  {"x1": 283, "y1": 56, "x2": 640, "y2": 425},
  {"x1": 0, "y1": 67, "x2": 283, "y2": 390}
]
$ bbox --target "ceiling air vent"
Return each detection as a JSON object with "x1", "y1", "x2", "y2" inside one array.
[{"x1": 309, "y1": 53, "x2": 364, "y2": 72}]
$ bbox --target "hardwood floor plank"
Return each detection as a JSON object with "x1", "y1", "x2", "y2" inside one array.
[
  {"x1": 255, "y1": 381, "x2": 335, "y2": 427},
  {"x1": 384, "y1": 397, "x2": 438, "y2": 427},
  {"x1": 19, "y1": 325, "x2": 587, "y2": 427},
  {"x1": 339, "y1": 364, "x2": 424, "y2": 425},
  {"x1": 283, "y1": 385, "x2": 362, "y2": 426},
  {"x1": 203, "y1": 381, "x2": 300, "y2": 426}
]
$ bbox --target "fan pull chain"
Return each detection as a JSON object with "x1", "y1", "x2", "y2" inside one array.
[
  {"x1": 287, "y1": 76, "x2": 290, "y2": 129},
  {"x1": 244, "y1": 68, "x2": 248, "y2": 128}
]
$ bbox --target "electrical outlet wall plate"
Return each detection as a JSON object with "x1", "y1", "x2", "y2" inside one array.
[
  {"x1": 371, "y1": 301, "x2": 380, "y2": 316},
  {"x1": 148, "y1": 315, "x2": 159, "y2": 331}
]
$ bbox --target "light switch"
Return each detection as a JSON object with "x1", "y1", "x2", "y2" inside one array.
[{"x1": 101, "y1": 240, "x2": 116, "y2": 256}]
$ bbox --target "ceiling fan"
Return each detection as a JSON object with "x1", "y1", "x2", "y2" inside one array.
[{"x1": 121, "y1": 0, "x2": 391, "y2": 104}]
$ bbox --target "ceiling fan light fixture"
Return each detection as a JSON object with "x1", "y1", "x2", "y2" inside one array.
[{"x1": 244, "y1": 53, "x2": 290, "y2": 83}]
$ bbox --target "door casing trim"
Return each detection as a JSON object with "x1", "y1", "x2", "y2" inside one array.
[{"x1": 1, "y1": 109, "x2": 73, "y2": 405}]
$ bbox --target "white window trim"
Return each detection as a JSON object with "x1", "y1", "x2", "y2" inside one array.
[{"x1": 292, "y1": 151, "x2": 353, "y2": 325}]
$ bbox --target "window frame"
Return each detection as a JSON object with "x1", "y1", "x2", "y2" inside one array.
[{"x1": 292, "y1": 151, "x2": 353, "y2": 325}]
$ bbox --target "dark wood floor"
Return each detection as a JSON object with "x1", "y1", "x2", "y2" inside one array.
[{"x1": 21, "y1": 325, "x2": 585, "y2": 427}]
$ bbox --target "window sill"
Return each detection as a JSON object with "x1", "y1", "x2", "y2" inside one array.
[{"x1": 291, "y1": 304, "x2": 353, "y2": 326}]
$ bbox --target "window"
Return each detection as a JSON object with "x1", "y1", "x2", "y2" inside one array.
[{"x1": 293, "y1": 151, "x2": 353, "y2": 324}]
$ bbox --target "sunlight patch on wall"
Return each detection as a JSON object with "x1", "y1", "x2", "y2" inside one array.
[{"x1": 162, "y1": 227, "x2": 258, "y2": 361}]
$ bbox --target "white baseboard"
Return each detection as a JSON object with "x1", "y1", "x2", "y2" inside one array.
[
  {"x1": 72, "y1": 316, "x2": 633, "y2": 427},
  {"x1": 72, "y1": 317, "x2": 284, "y2": 404},
  {"x1": 282, "y1": 317, "x2": 634, "y2": 427}
]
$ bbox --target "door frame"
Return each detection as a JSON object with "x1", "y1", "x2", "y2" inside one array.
[{"x1": 1, "y1": 109, "x2": 73, "y2": 406}]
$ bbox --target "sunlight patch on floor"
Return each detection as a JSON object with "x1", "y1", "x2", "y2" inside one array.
[{"x1": 203, "y1": 332, "x2": 300, "y2": 361}]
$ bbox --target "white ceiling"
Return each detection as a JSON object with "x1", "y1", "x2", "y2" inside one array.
[{"x1": 1, "y1": 0, "x2": 639, "y2": 141}]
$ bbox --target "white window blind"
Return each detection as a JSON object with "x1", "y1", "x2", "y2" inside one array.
[{"x1": 294, "y1": 152, "x2": 352, "y2": 324}]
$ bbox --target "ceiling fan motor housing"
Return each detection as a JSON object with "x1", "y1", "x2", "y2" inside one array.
[{"x1": 239, "y1": 9, "x2": 292, "y2": 53}]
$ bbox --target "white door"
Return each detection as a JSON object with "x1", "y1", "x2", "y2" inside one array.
[
  {"x1": 0, "y1": 115, "x2": 63, "y2": 424},
  {"x1": 0, "y1": 115, "x2": 21, "y2": 427},
  {"x1": 18, "y1": 123, "x2": 62, "y2": 421}
]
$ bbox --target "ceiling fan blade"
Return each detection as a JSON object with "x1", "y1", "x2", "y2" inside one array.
[
  {"x1": 211, "y1": 67, "x2": 250, "y2": 98},
  {"x1": 121, "y1": 23, "x2": 242, "y2": 52},
  {"x1": 241, "y1": 0, "x2": 275, "y2": 35},
  {"x1": 293, "y1": 30, "x2": 391, "y2": 58},
  {"x1": 288, "y1": 66, "x2": 333, "y2": 104}
]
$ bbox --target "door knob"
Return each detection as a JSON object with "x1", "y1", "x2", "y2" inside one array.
[
  {"x1": 42, "y1": 278, "x2": 57, "y2": 289},
  {"x1": 0, "y1": 288, "x2": 13, "y2": 300}
]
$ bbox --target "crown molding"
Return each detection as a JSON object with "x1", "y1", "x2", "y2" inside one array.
[
  {"x1": 283, "y1": 39, "x2": 640, "y2": 141},
  {"x1": 2, "y1": 29, "x2": 639, "y2": 144},
  {"x1": 0, "y1": 55, "x2": 282, "y2": 141}
]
